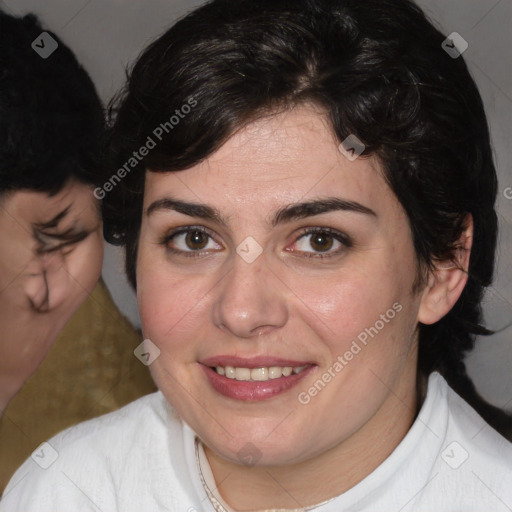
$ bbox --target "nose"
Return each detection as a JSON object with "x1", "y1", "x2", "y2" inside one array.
[
  {"x1": 212, "y1": 252, "x2": 289, "y2": 339},
  {"x1": 24, "y1": 251, "x2": 71, "y2": 311}
]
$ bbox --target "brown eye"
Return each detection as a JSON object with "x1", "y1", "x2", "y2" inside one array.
[
  {"x1": 309, "y1": 232, "x2": 334, "y2": 252},
  {"x1": 185, "y1": 230, "x2": 209, "y2": 250},
  {"x1": 161, "y1": 226, "x2": 222, "y2": 256},
  {"x1": 288, "y1": 227, "x2": 352, "y2": 259}
]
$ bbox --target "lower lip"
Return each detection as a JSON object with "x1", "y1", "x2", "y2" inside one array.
[{"x1": 201, "y1": 365, "x2": 315, "y2": 401}]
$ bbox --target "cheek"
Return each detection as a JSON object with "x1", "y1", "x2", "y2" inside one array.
[
  {"x1": 136, "y1": 249, "x2": 208, "y2": 344},
  {"x1": 75, "y1": 228, "x2": 104, "y2": 289},
  {"x1": 290, "y1": 263, "x2": 402, "y2": 355}
]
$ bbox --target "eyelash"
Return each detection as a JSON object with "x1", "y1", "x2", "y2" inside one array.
[{"x1": 159, "y1": 226, "x2": 352, "y2": 260}]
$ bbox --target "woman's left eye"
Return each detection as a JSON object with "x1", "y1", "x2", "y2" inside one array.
[{"x1": 288, "y1": 228, "x2": 352, "y2": 258}]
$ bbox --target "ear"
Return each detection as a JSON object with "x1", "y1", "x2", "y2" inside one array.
[{"x1": 417, "y1": 214, "x2": 473, "y2": 325}]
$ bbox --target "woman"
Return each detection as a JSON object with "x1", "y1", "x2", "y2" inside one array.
[{"x1": 2, "y1": 0, "x2": 511, "y2": 510}]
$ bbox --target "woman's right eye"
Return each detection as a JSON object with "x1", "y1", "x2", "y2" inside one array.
[{"x1": 161, "y1": 227, "x2": 222, "y2": 257}]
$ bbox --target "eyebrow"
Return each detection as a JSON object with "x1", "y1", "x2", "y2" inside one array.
[
  {"x1": 33, "y1": 206, "x2": 71, "y2": 230},
  {"x1": 32, "y1": 205, "x2": 90, "y2": 251},
  {"x1": 146, "y1": 197, "x2": 377, "y2": 227}
]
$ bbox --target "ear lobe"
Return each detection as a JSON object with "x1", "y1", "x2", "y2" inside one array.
[{"x1": 417, "y1": 214, "x2": 473, "y2": 325}]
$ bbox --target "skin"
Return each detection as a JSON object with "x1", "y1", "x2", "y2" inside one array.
[
  {"x1": 0, "y1": 180, "x2": 103, "y2": 414},
  {"x1": 137, "y1": 104, "x2": 472, "y2": 510}
]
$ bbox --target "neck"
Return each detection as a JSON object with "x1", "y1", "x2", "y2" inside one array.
[{"x1": 204, "y1": 363, "x2": 420, "y2": 511}]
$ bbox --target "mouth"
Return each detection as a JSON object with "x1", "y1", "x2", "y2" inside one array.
[
  {"x1": 200, "y1": 357, "x2": 315, "y2": 401},
  {"x1": 213, "y1": 364, "x2": 308, "y2": 381}
]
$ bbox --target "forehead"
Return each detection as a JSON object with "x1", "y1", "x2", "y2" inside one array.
[{"x1": 143, "y1": 105, "x2": 400, "y2": 219}]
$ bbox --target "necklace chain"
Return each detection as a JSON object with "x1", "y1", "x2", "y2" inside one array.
[
  {"x1": 195, "y1": 438, "x2": 230, "y2": 512},
  {"x1": 194, "y1": 438, "x2": 330, "y2": 512}
]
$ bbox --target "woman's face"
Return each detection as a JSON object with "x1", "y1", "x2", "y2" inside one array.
[{"x1": 137, "y1": 105, "x2": 426, "y2": 467}]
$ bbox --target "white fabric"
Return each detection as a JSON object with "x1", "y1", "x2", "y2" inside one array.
[
  {"x1": 1, "y1": 372, "x2": 511, "y2": 512},
  {"x1": 195, "y1": 439, "x2": 335, "y2": 512}
]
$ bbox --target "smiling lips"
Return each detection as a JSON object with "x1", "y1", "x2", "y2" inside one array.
[{"x1": 201, "y1": 357, "x2": 314, "y2": 401}]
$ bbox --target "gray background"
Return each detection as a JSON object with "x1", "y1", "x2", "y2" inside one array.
[{"x1": 2, "y1": 0, "x2": 511, "y2": 408}]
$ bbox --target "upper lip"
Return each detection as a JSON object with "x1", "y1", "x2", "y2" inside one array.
[{"x1": 201, "y1": 356, "x2": 314, "y2": 368}]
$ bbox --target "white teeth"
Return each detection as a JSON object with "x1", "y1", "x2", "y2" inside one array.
[
  {"x1": 235, "y1": 368, "x2": 251, "y2": 381},
  {"x1": 215, "y1": 365, "x2": 307, "y2": 381},
  {"x1": 251, "y1": 368, "x2": 268, "y2": 381},
  {"x1": 268, "y1": 367, "x2": 282, "y2": 379}
]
